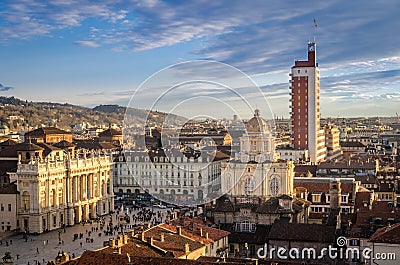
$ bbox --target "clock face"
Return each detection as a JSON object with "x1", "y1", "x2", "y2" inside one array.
[
  {"x1": 270, "y1": 176, "x2": 280, "y2": 196},
  {"x1": 309, "y1": 45, "x2": 315, "y2": 52},
  {"x1": 244, "y1": 178, "x2": 255, "y2": 196}
]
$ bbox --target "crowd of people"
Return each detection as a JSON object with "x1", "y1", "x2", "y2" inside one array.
[{"x1": 0, "y1": 204, "x2": 178, "y2": 265}]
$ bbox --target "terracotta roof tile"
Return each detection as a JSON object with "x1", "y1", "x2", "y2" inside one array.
[
  {"x1": 25, "y1": 127, "x2": 70, "y2": 137},
  {"x1": 370, "y1": 223, "x2": 400, "y2": 244},
  {"x1": 268, "y1": 221, "x2": 336, "y2": 243}
]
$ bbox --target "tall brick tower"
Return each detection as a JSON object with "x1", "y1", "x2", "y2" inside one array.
[{"x1": 290, "y1": 41, "x2": 326, "y2": 163}]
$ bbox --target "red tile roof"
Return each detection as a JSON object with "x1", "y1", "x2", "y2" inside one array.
[
  {"x1": 143, "y1": 224, "x2": 205, "y2": 257},
  {"x1": 25, "y1": 127, "x2": 70, "y2": 136},
  {"x1": 370, "y1": 223, "x2": 400, "y2": 244},
  {"x1": 268, "y1": 222, "x2": 336, "y2": 243},
  {"x1": 294, "y1": 178, "x2": 356, "y2": 194},
  {"x1": 169, "y1": 218, "x2": 230, "y2": 242}
]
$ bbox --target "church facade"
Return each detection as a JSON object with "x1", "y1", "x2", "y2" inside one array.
[{"x1": 221, "y1": 110, "x2": 294, "y2": 198}]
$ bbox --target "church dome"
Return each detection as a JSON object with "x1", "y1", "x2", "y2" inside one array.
[{"x1": 246, "y1": 109, "x2": 269, "y2": 134}]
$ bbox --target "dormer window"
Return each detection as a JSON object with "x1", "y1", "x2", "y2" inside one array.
[{"x1": 312, "y1": 194, "x2": 321, "y2": 203}]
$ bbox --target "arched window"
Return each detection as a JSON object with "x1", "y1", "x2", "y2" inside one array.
[
  {"x1": 102, "y1": 180, "x2": 106, "y2": 196},
  {"x1": 241, "y1": 220, "x2": 250, "y2": 232},
  {"x1": 40, "y1": 191, "x2": 46, "y2": 208},
  {"x1": 94, "y1": 181, "x2": 99, "y2": 197},
  {"x1": 58, "y1": 188, "x2": 63, "y2": 205},
  {"x1": 244, "y1": 178, "x2": 254, "y2": 196},
  {"x1": 22, "y1": 191, "x2": 30, "y2": 210},
  {"x1": 50, "y1": 189, "x2": 56, "y2": 207},
  {"x1": 270, "y1": 176, "x2": 280, "y2": 196}
]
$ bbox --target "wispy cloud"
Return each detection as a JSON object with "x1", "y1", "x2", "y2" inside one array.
[
  {"x1": 1, "y1": 1, "x2": 399, "y2": 73},
  {"x1": 1, "y1": 0, "x2": 399, "y2": 117},
  {"x1": 74, "y1": 40, "x2": 100, "y2": 48}
]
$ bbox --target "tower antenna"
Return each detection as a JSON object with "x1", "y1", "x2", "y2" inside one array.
[{"x1": 313, "y1": 18, "x2": 318, "y2": 43}]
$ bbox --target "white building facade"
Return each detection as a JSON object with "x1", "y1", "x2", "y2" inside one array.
[
  {"x1": 8, "y1": 143, "x2": 114, "y2": 234},
  {"x1": 114, "y1": 149, "x2": 227, "y2": 204}
]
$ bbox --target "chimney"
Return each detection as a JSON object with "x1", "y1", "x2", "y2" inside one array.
[
  {"x1": 160, "y1": 233, "x2": 165, "y2": 242},
  {"x1": 130, "y1": 229, "x2": 135, "y2": 238},
  {"x1": 177, "y1": 226, "x2": 182, "y2": 236},
  {"x1": 329, "y1": 179, "x2": 341, "y2": 210},
  {"x1": 150, "y1": 236, "x2": 154, "y2": 246},
  {"x1": 184, "y1": 243, "x2": 190, "y2": 253},
  {"x1": 141, "y1": 232, "x2": 146, "y2": 242},
  {"x1": 147, "y1": 223, "x2": 151, "y2": 229},
  {"x1": 200, "y1": 228, "x2": 203, "y2": 237},
  {"x1": 205, "y1": 232, "x2": 209, "y2": 239},
  {"x1": 123, "y1": 234, "x2": 128, "y2": 244},
  {"x1": 109, "y1": 238, "x2": 116, "y2": 247}
]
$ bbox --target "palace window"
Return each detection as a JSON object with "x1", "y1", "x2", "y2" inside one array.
[{"x1": 312, "y1": 194, "x2": 321, "y2": 203}]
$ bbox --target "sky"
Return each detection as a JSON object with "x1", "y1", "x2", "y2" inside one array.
[{"x1": 0, "y1": 0, "x2": 399, "y2": 119}]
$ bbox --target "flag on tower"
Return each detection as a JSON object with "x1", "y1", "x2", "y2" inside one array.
[{"x1": 313, "y1": 18, "x2": 318, "y2": 28}]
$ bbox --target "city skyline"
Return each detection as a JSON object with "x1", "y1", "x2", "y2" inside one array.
[{"x1": 0, "y1": 0, "x2": 399, "y2": 118}]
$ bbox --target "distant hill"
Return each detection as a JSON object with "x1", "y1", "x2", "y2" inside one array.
[
  {"x1": 92, "y1": 104, "x2": 126, "y2": 114},
  {"x1": 0, "y1": 96, "x2": 185, "y2": 131}
]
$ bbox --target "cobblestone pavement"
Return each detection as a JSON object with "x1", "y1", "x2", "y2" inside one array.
[{"x1": 0, "y1": 207, "x2": 170, "y2": 265}]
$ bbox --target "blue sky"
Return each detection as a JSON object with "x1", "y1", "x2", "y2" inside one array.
[{"x1": 0, "y1": 0, "x2": 399, "y2": 118}]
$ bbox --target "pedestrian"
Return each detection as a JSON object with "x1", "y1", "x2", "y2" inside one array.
[{"x1": 37, "y1": 247, "x2": 39, "y2": 254}]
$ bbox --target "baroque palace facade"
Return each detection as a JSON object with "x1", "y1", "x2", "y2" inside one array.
[{"x1": 0, "y1": 128, "x2": 114, "y2": 234}]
